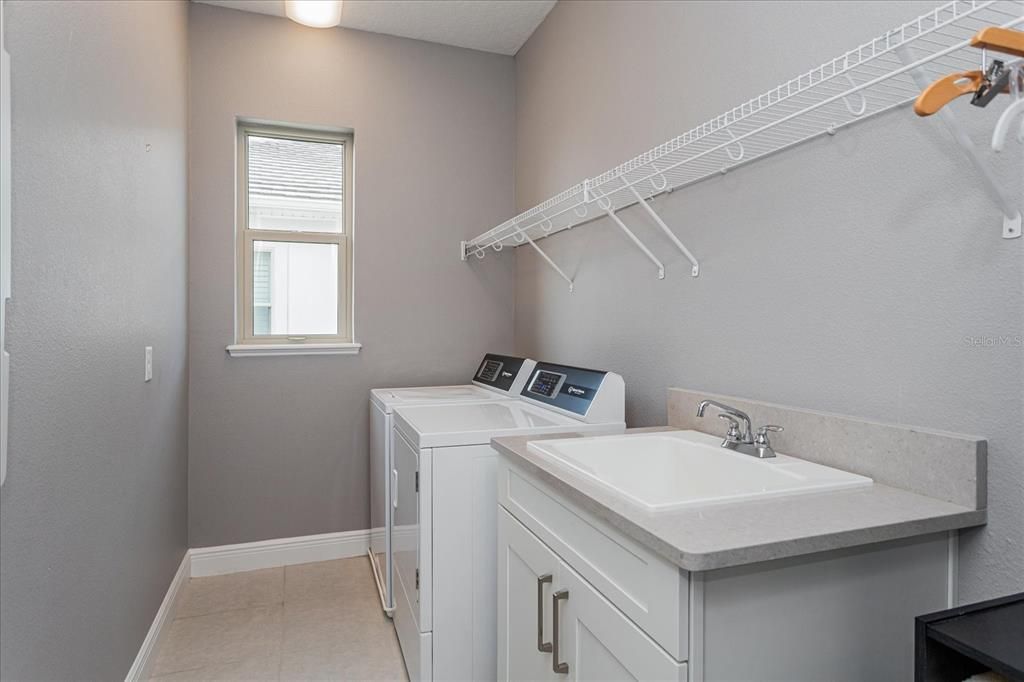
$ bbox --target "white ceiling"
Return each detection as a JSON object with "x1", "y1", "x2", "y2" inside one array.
[{"x1": 193, "y1": 0, "x2": 556, "y2": 55}]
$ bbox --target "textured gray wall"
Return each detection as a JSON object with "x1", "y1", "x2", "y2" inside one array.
[
  {"x1": 0, "y1": 1, "x2": 189, "y2": 679},
  {"x1": 188, "y1": 4, "x2": 516, "y2": 547},
  {"x1": 514, "y1": 1, "x2": 1023, "y2": 602}
]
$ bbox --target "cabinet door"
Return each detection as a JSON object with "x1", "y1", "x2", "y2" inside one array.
[
  {"x1": 498, "y1": 508, "x2": 561, "y2": 682},
  {"x1": 557, "y1": 561, "x2": 686, "y2": 682}
]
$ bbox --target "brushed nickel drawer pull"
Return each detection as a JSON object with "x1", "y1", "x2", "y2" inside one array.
[
  {"x1": 537, "y1": 574, "x2": 553, "y2": 653},
  {"x1": 552, "y1": 589, "x2": 569, "y2": 674}
]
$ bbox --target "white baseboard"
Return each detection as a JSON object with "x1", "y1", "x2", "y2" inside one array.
[
  {"x1": 189, "y1": 529, "x2": 371, "y2": 578},
  {"x1": 126, "y1": 530, "x2": 371, "y2": 680},
  {"x1": 125, "y1": 551, "x2": 191, "y2": 682}
]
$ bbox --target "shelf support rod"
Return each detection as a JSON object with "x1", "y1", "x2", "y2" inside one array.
[
  {"x1": 600, "y1": 203, "x2": 666, "y2": 279},
  {"x1": 627, "y1": 186, "x2": 699, "y2": 277},
  {"x1": 518, "y1": 228, "x2": 575, "y2": 292},
  {"x1": 896, "y1": 45, "x2": 1021, "y2": 239}
]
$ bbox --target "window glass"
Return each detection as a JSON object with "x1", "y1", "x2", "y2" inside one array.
[
  {"x1": 251, "y1": 240, "x2": 338, "y2": 336},
  {"x1": 247, "y1": 135, "x2": 344, "y2": 233},
  {"x1": 253, "y1": 249, "x2": 272, "y2": 336}
]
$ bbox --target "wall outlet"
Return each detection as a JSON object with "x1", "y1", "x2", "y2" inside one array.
[{"x1": 145, "y1": 346, "x2": 153, "y2": 382}]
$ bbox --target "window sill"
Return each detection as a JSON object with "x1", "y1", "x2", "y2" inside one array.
[{"x1": 226, "y1": 342, "x2": 362, "y2": 358}]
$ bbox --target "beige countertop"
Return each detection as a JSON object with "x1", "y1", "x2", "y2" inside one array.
[{"x1": 492, "y1": 427, "x2": 986, "y2": 572}]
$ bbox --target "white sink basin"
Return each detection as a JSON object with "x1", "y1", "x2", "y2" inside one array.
[{"x1": 527, "y1": 430, "x2": 872, "y2": 512}]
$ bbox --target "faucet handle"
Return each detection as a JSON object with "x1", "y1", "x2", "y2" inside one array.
[
  {"x1": 754, "y1": 425, "x2": 783, "y2": 445},
  {"x1": 753, "y1": 425, "x2": 784, "y2": 459},
  {"x1": 718, "y1": 414, "x2": 742, "y2": 441}
]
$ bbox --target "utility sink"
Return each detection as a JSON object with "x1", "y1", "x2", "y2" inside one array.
[{"x1": 527, "y1": 430, "x2": 872, "y2": 512}]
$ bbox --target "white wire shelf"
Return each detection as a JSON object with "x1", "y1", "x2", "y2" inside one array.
[{"x1": 461, "y1": 0, "x2": 1024, "y2": 288}]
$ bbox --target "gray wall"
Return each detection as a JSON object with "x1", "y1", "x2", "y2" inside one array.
[
  {"x1": 514, "y1": 1, "x2": 1023, "y2": 603},
  {"x1": 0, "y1": 1, "x2": 189, "y2": 679},
  {"x1": 188, "y1": 4, "x2": 516, "y2": 547}
]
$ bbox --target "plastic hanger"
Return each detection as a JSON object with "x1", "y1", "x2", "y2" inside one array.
[{"x1": 992, "y1": 62, "x2": 1024, "y2": 152}]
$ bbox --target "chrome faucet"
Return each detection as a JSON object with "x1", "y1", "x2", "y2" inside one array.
[{"x1": 695, "y1": 399, "x2": 783, "y2": 459}]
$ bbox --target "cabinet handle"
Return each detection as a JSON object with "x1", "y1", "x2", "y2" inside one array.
[
  {"x1": 537, "y1": 574, "x2": 553, "y2": 653},
  {"x1": 392, "y1": 469, "x2": 398, "y2": 509},
  {"x1": 552, "y1": 589, "x2": 569, "y2": 675}
]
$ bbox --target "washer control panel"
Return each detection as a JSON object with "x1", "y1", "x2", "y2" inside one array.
[
  {"x1": 526, "y1": 370, "x2": 566, "y2": 399},
  {"x1": 472, "y1": 354, "x2": 532, "y2": 393},
  {"x1": 520, "y1": 362, "x2": 609, "y2": 418}
]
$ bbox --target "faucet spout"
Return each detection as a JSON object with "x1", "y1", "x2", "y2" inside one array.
[{"x1": 696, "y1": 399, "x2": 754, "y2": 442}]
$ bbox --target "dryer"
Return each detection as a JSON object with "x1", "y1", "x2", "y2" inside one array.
[
  {"x1": 389, "y1": 362, "x2": 625, "y2": 681},
  {"x1": 369, "y1": 354, "x2": 536, "y2": 616}
]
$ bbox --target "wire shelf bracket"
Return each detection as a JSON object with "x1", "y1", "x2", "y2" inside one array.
[
  {"x1": 594, "y1": 186, "x2": 666, "y2": 279},
  {"x1": 462, "y1": 230, "x2": 575, "y2": 292},
  {"x1": 627, "y1": 185, "x2": 700, "y2": 277},
  {"x1": 518, "y1": 228, "x2": 575, "y2": 292}
]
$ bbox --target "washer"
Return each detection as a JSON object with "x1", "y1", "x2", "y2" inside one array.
[
  {"x1": 369, "y1": 354, "x2": 536, "y2": 617},
  {"x1": 389, "y1": 362, "x2": 625, "y2": 682}
]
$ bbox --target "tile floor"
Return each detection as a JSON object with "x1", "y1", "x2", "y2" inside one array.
[{"x1": 150, "y1": 557, "x2": 408, "y2": 681}]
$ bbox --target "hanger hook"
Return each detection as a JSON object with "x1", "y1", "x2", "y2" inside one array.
[
  {"x1": 492, "y1": 241, "x2": 503, "y2": 252},
  {"x1": 474, "y1": 247, "x2": 486, "y2": 259},
  {"x1": 540, "y1": 218, "x2": 554, "y2": 233},
  {"x1": 842, "y1": 74, "x2": 867, "y2": 117},
  {"x1": 513, "y1": 229, "x2": 526, "y2": 243},
  {"x1": 593, "y1": 186, "x2": 613, "y2": 211},
  {"x1": 573, "y1": 203, "x2": 589, "y2": 218},
  {"x1": 725, "y1": 129, "x2": 745, "y2": 162},
  {"x1": 649, "y1": 163, "x2": 668, "y2": 192}
]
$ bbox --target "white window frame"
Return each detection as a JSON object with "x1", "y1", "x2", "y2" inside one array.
[{"x1": 231, "y1": 122, "x2": 358, "y2": 356}]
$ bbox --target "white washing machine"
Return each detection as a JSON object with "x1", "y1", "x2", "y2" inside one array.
[
  {"x1": 389, "y1": 362, "x2": 626, "y2": 681},
  {"x1": 369, "y1": 354, "x2": 536, "y2": 616}
]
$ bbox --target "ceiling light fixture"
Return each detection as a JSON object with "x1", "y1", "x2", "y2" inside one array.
[{"x1": 285, "y1": 0, "x2": 343, "y2": 29}]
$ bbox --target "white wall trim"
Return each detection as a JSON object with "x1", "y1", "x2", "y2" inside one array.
[
  {"x1": 189, "y1": 529, "x2": 371, "y2": 577},
  {"x1": 226, "y1": 342, "x2": 362, "y2": 357},
  {"x1": 125, "y1": 551, "x2": 191, "y2": 682}
]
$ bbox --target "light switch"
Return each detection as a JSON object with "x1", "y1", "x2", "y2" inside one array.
[{"x1": 145, "y1": 346, "x2": 153, "y2": 382}]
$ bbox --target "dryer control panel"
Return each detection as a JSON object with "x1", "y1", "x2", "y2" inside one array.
[
  {"x1": 471, "y1": 354, "x2": 535, "y2": 394},
  {"x1": 520, "y1": 362, "x2": 624, "y2": 423}
]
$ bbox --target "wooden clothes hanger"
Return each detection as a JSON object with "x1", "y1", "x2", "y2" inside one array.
[
  {"x1": 971, "y1": 27, "x2": 1024, "y2": 58},
  {"x1": 914, "y1": 26, "x2": 1024, "y2": 117},
  {"x1": 914, "y1": 71, "x2": 985, "y2": 116}
]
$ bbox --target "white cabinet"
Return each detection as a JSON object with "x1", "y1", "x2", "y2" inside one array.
[
  {"x1": 498, "y1": 507, "x2": 562, "y2": 682},
  {"x1": 498, "y1": 508, "x2": 686, "y2": 682},
  {"x1": 560, "y1": 562, "x2": 686, "y2": 682},
  {"x1": 498, "y1": 456, "x2": 689, "y2": 660},
  {"x1": 498, "y1": 454, "x2": 952, "y2": 682}
]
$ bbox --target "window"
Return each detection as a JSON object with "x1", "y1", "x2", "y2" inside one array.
[{"x1": 235, "y1": 123, "x2": 354, "y2": 353}]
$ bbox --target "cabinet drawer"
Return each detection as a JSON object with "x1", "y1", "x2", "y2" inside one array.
[{"x1": 498, "y1": 456, "x2": 689, "y2": 661}]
